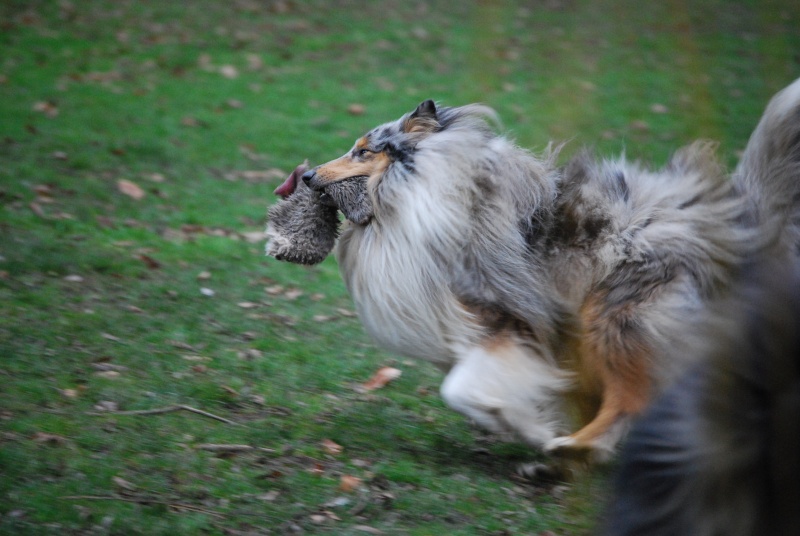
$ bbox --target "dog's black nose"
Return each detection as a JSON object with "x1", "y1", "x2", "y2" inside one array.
[{"x1": 301, "y1": 169, "x2": 317, "y2": 186}]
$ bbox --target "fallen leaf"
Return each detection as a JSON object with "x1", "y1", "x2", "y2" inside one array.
[
  {"x1": 309, "y1": 514, "x2": 327, "y2": 524},
  {"x1": 264, "y1": 285, "x2": 284, "y2": 295},
  {"x1": 63, "y1": 274, "x2": 84, "y2": 282},
  {"x1": 181, "y1": 116, "x2": 201, "y2": 127},
  {"x1": 59, "y1": 388, "x2": 79, "y2": 399},
  {"x1": 221, "y1": 385, "x2": 239, "y2": 396},
  {"x1": 313, "y1": 315, "x2": 333, "y2": 322},
  {"x1": 219, "y1": 65, "x2": 239, "y2": 78},
  {"x1": 33, "y1": 101, "x2": 59, "y2": 117},
  {"x1": 284, "y1": 289, "x2": 303, "y2": 300},
  {"x1": 181, "y1": 355, "x2": 210, "y2": 362},
  {"x1": 91, "y1": 363, "x2": 128, "y2": 372},
  {"x1": 29, "y1": 202, "x2": 47, "y2": 218},
  {"x1": 197, "y1": 271, "x2": 212, "y2": 280},
  {"x1": 200, "y1": 287, "x2": 215, "y2": 297},
  {"x1": 339, "y1": 475, "x2": 362, "y2": 493},
  {"x1": 33, "y1": 432, "x2": 68, "y2": 445},
  {"x1": 353, "y1": 526, "x2": 384, "y2": 535},
  {"x1": 94, "y1": 370, "x2": 121, "y2": 379},
  {"x1": 117, "y1": 179, "x2": 145, "y2": 200},
  {"x1": 94, "y1": 400, "x2": 118, "y2": 412},
  {"x1": 347, "y1": 103, "x2": 365, "y2": 115},
  {"x1": 246, "y1": 53, "x2": 264, "y2": 70},
  {"x1": 321, "y1": 438, "x2": 343, "y2": 455},
  {"x1": 112, "y1": 476, "x2": 136, "y2": 491},
  {"x1": 237, "y1": 302, "x2": 260, "y2": 309},
  {"x1": 137, "y1": 254, "x2": 161, "y2": 269},
  {"x1": 361, "y1": 367, "x2": 402, "y2": 391},
  {"x1": 650, "y1": 103, "x2": 669, "y2": 114},
  {"x1": 144, "y1": 172, "x2": 166, "y2": 182}
]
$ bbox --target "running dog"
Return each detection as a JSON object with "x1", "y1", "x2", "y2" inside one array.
[{"x1": 266, "y1": 78, "x2": 800, "y2": 462}]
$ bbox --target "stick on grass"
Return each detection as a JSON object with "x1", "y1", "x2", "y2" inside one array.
[{"x1": 87, "y1": 404, "x2": 239, "y2": 425}]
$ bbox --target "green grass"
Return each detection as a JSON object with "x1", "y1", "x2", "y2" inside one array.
[{"x1": 1, "y1": 0, "x2": 798, "y2": 534}]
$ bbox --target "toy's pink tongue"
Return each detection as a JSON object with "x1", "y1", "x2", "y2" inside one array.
[{"x1": 274, "y1": 162, "x2": 308, "y2": 198}]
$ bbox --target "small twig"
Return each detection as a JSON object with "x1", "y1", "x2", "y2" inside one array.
[
  {"x1": 195, "y1": 443, "x2": 276, "y2": 454},
  {"x1": 60, "y1": 495, "x2": 226, "y2": 518},
  {"x1": 86, "y1": 404, "x2": 239, "y2": 425}
]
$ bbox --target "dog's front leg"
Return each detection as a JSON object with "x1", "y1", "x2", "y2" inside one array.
[{"x1": 440, "y1": 337, "x2": 571, "y2": 449}]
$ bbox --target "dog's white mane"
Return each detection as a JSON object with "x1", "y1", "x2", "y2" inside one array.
[{"x1": 336, "y1": 108, "x2": 562, "y2": 366}]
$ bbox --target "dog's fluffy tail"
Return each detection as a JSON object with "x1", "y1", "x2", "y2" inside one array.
[{"x1": 733, "y1": 77, "x2": 800, "y2": 256}]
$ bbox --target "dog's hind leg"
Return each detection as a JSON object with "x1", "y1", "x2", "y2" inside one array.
[{"x1": 545, "y1": 291, "x2": 653, "y2": 460}]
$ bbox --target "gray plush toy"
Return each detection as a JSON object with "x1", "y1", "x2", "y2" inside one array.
[{"x1": 265, "y1": 162, "x2": 372, "y2": 265}]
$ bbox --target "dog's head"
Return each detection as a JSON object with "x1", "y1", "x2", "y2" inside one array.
[{"x1": 302, "y1": 100, "x2": 500, "y2": 225}]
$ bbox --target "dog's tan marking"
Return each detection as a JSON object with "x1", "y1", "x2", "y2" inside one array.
[
  {"x1": 565, "y1": 291, "x2": 653, "y2": 449},
  {"x1": 315, "y1": 150, "x2": 390, "y2": 187}
]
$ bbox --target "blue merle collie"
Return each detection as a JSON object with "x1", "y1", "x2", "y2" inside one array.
[{"x1": 267, "y1": 78, "x2": 800, "y2": 465}]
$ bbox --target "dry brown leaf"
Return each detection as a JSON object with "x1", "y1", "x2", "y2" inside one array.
[
  {"x1": 33, "y1": 432, "x2": 68, "y2": 445},
  {"x1": 33, "y1": 101, "x2": 59, "y2": 117},
  {"x1": 361, "y1": 367, "x2": 402, "y2": 391},
  {"x1": 94, "y1": 370, "x2": 120, "y2": 379},
  {"x1": 112, "y1": 476, "x2": 137, "y2": 491},
  {"x1": 283, "y1": 289, "x2": 303, "y2": 300},
  {"x1": 321, "y1": 438, "x2": 343, "y2": 455},
  {"x1": 219, "y1": 65, "x2": 239, "y2": 78},
  {"x1": 237, "y1": 302, "x2": 259, "y2": 309},
  {"x1": 264, "y1": 285, "x2": 284, "y2": 295},
  {"x1": 29, "y1": 202, "x2": 47, "y2": 218},
  {"x1": 181, "y1": 355, "x2": 210, "y2": 362},
  {"x1": 137, "y1": 254, "x2": 161, "y2": 269},
  {"x1": 117, "y1": 179, "x2": 145, "y2": 200},
  {"x1": 353, "y1": 526, "x2": 384, "y2": 535},
  {"x1": 181, "y1": 116, "x2": 200, "y2": 127},
  {"x1": 197, "y1": 271, "x2": 212, "y2": 280},
  {"x1": 347, "y1": 103, "x2": 365, "y2": 115},
  {"x1": 145, "y1": 172, "x2": 166, "y2": 182},
  {"x1": 339, "y1": 475, "x2": 362, "y2": 493}
]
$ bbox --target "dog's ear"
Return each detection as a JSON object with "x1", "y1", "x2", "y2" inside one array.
[
  {"x1": 404, "y1": 99, "x2": 440, "y2": 134},
  {"x1": 411, "y1": 100, "x2": 437, "y2": 121}
]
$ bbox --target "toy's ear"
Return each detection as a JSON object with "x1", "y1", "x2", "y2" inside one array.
[{"x1": 403, "y1": 99, "x2": 440, "y2": 134}]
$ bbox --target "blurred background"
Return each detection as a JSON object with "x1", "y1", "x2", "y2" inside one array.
[{"x1": 1, "y1": 1, "x2": 799, "y2": 534}]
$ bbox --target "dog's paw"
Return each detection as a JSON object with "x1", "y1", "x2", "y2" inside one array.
[
  {"x1": 544, "y1": 435, "x2": 615, "y2": 463},
  {"x1": 515, "y1": 462, "x2": 562, "y2": 484}
]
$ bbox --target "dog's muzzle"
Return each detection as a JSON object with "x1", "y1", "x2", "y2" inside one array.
[{"x1": 302, "y1": 169, "x2": 337, "y2": 207}]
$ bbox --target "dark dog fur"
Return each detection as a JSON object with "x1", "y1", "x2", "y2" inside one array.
[{"x1": 601, "y1": 258, "x2": 800, "y2": 536}]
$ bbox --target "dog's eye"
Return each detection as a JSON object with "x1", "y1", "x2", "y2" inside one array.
[{"x1": 355, "y1": 148, "x2": 371, "y2": 158}]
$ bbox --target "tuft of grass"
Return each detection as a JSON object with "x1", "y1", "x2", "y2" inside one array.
[{"x1": 1, "y1": 1, "x2": 798, "y2": 534}]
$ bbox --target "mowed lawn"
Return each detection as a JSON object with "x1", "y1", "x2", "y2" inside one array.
[{"x1": 1, "y1": 1, "x2": 798, "y2": 534}]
